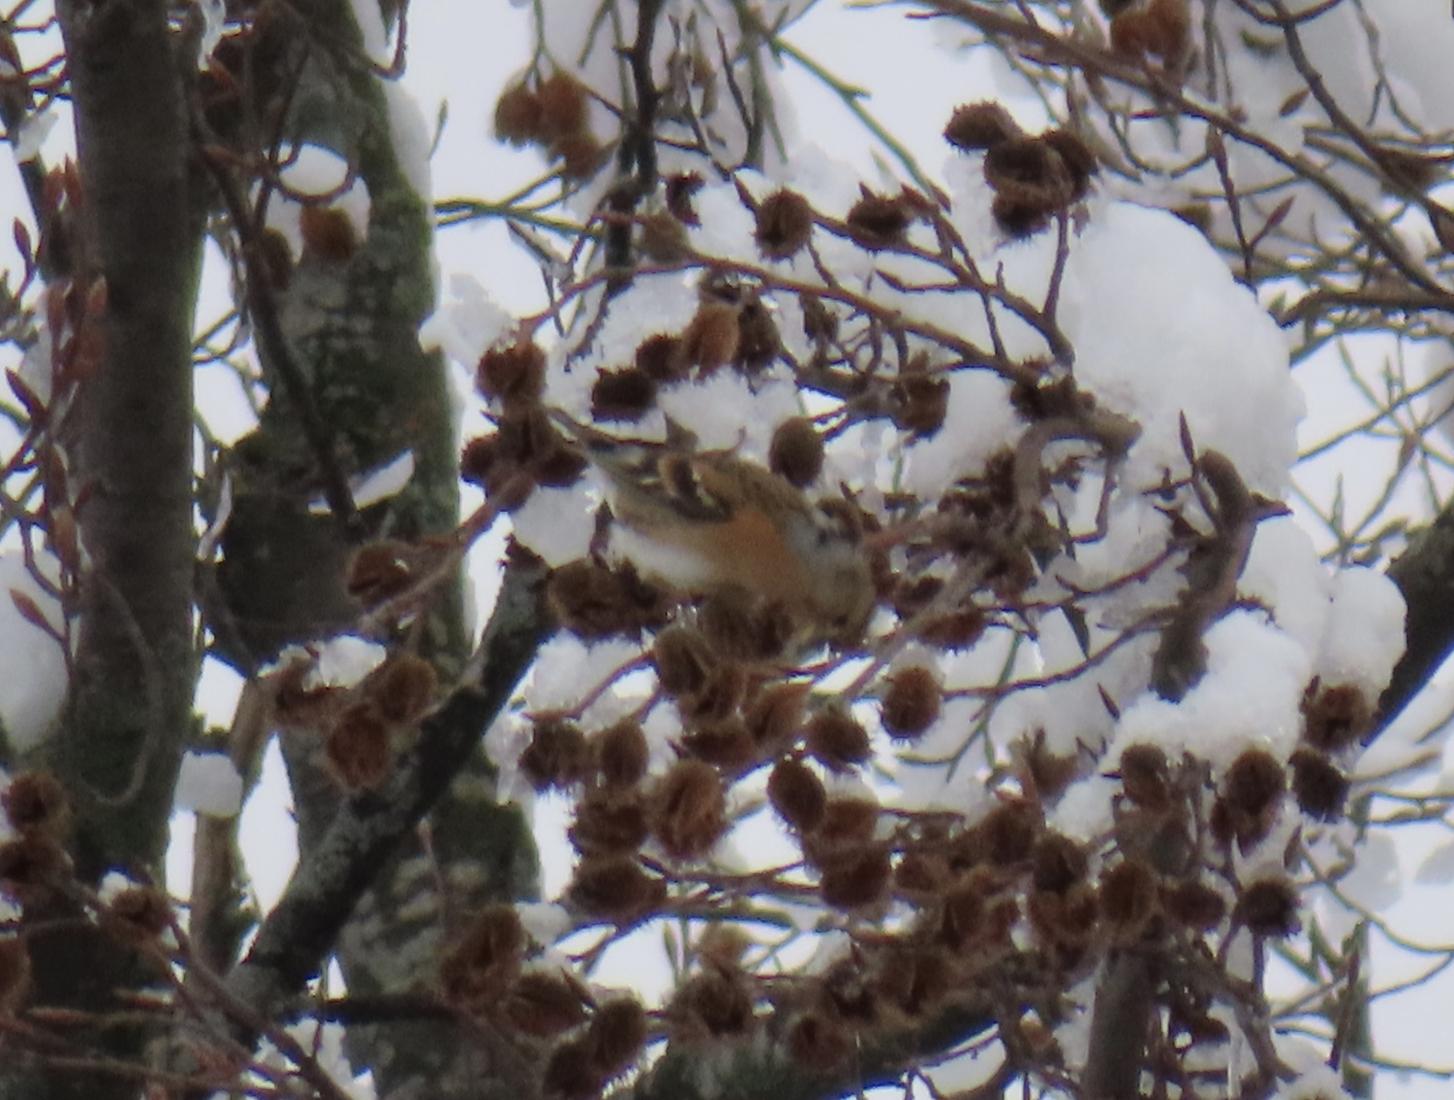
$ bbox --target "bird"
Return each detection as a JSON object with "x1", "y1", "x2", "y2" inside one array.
[{"x1": 548, "y1": 409, "x2": 876, "y2": 649}]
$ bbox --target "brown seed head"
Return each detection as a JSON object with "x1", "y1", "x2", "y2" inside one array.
[
  {"x1": 665, "y1": 172, "x2": 705, "y2": 225},
  {"x1": 298, "y1": 205, "x2": 358, "y2": 263},
  {"x1": 1302, "y1": 682, "x2": 1372, "y2": 752},
  {"x1": 820, "y1": 843, "x2": 892, "y2": 910},
  {"x1": 363, "y1": 653, "x2": 438, "y2": 725},
  {"x1": 590, "y1": 366, "x2": 657, "y2": 422},
  {"x1": 594, "y1": 719, "x2": 650, "y2": 787},
  {"x1": 1235, "y1": 875, "x2": 1299, "y2": 938},
  {"x1": 536, "y1": 70, "x2": 590, "y2": 142},
  {"x1": 568, "y1": 855, "x2": 666, "y2": 921},
  {"x1": 2, "y1": 771, "x2": 69, "y2": 836},
  {"x1": 1161, "y1": 879, "x2": 1227, "y2": 931},
  {"x1": 1220, "y1": 747, "x2": 1286, "y2": 843},
  {"x1": 880, "y1": 665, "x2": 941, "y2": 741},
  {"x1": 346, "y1": 539, "x2": 415, "y2": 605},
  {"x1": 494, "y1": 81, "x2": 544, "y2": 146},
  {"x1": 569, "y1": 787, "x2": 649, "y2": 856},
  {"x1": 805, "y1": 706, "x2": 872, "y2": 771},
  {"x1": 543, "y1": 1037, "x2": 603, "y2": 1100},
  {"x1": 769, "y1": 416, "x2": 824, "y2": 487},
  {"x1": 1032, "y1": 832, "x2": 1088, "y2": 894},
  {"x1": 107, "y1": 885, "x2": 173, "y2": 944},
  {"x1": 680, "y1": 717, "x2": 758, "y2": 771},
  {"x1": 325, "y1": 703, "x2": 393, "y2": 790},
  {"x1": 440, "y1": 904, "x2": 526, "y2": 1006},
  {"x1": 649, "y1": 759, "x2": 727, "y2": 860},
  {"x1": 973, "y1": 799, "x2": 1042, "y2": 866},
  {"x1": 681, "y1": 302, "x2": 741, "y2": 375},
  {"x1": 520, "y1": 716, "x2": 591, "y2": 792},
  {"x1": 634, "y1": 332, "x2": 687, "y2": 383},
  {"x1": 845, "y1": 187, "x2": 912, "y2": 250},
  {"x1": 477, "y1": 339, "x2": 546, "y2": 406},
  {"x1": 755, "y1": 188, "x2": 815, "y2": 261},
  {"x1": 944, "y1": 101, "x2": 1022, "y2": 152},
  {"x1": 890, "y1": 363, "x2": 950, "y2": 437},
  {"x1": 1118, "y1": 743, "x2": 1172, "y2": 810},
  {"x1": 768, "y1": 758, "x2": 827, "y2": 832},
  {"x1": 1099, "y1": 858, "x2": 1159, "y2": 943},
  {"x1": 551, "y1": 132, "x2": 606, "y2": 180},
  {"x1": 744, "y1": 681, "x2": 810, "y2": 753},
  {"x1": 504, "y1": 969, "x2": 592, "y2": 1037},
  {"x1": 1290, "y1": 747, "x2": 1348, "y2": 822},
  {"x1": 671, "y1": 967, "x2": 755, "y2": 1039},
  {"x1": 587, "y1": 997, "x2": 648, "y2": 1077}
]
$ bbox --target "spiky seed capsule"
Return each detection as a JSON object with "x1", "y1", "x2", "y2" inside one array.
[
  {"x1": 0, "y1": 834, "x2": 69, "y2": 905},
  {"x1": 650, "y1": 760, "x2": 727, "y2": 860},
  {"x1": 1040, "y1": 127, "x2": 1098, "y2": 196},
  {"x1": 943, "y1": 101, "x2": 1022, "y2": 151},
  {"x1": 476, "y1": 340, "x2": 546, "y2": 405},
  {"x1": 440, "y1": 905, "x2": 526, "y2": 1006},
  {"x1": 1032, "y1": 833, "x2": 1088, "y2": 894},
  {"x1": 680, "y1": 718, "x2": 757, "y2": 771},
  {"x1": 1099, "y1": 858, "x2": 1159, "y2": 943},
  {"x1": 568, "y1": 855, "x2": 665, "y2": 921},
  {"x1": 983, "y1": 137, "x2": 1072, "y2": 198},
  {"x1": 744, "y1": 681, "x2": 810, "y2": 753},
  {"x1": 587, "y1": 998, "x2": 647, "y2": 1076},
  {"x1": 1162, "y1": 879, "x2": 1227, "y2": 931},
  {"x1": 536, "y1": 70, "x2": 590, "y2": 142},
  {"x1": 681, "y1": 302, "x2": 740, "y2": 374},
  {"x1": 810, "y1": 795, "x2": 879, "y2": 852},
  {"x1": 298, "y1": 205, "x2": 358, "y2": 263},
  {"x1": 891, "y1": 357, "x2": 951, "y2": 436},
  {"x1": 880, "y1": 665, "x2": 941, "y2": 741},
  {"x1": 820, "y1": 844, "x2": 892, "y2": 910},
  {"x1": 634, "y1": 332, "x2": 687, "y2": 382},
  {"x1": 551, "y1": 132, "x2": 605, "y2": 180},
  {"x1": 679, "y1": 663, "x2": 748, "y2": 723},
  {"x1": 896, "y1": 850, "x2": 950, "y2": 898},
  {"x1": 768, "y1": 416, "x2": 824, "y2": 487},
  {"x1": 664, "y1": 172, "x2": 705, "y2": 224},
  {"x1": 1222, "y1": 748, "x2": 1285, "y2": 820},
  {"x1": 1290, "y1": 747, "x2": 1348, "y2": 822},
  {"x1": 325, "y1": 703, "x2": 393, "y2": 790},
  {"x1": 2, "y1": 772, "x2": 68, "y2": 836},
  {"x1": 1145, "y1": 0, "x2": 1191, "y2": 61},
  {"x1": 504, "y1": 970, "x2": 591, "y2": 1037},
  {"x1": 569, "y1": 787, "x2": 649, "y2": 855},
  {"x1": 494, "y1": 81, "x2": 543, "y2": 146},
  {"x1": 520, "y1": 716, "x2": 590, "y2": 792},
  {"x1": 364, "y1": 654, "x2": 437, "y2": 724},
  {"x1": 0, "y1": 937, "x2": 31, "y2": 1014},
  {"x1": 939, "y1": 876, "x2": 987, "y2": 950},
  {"x1": 1118, "y1": 742, "x2": 1172, "y2": 810},
  {"x1": 1235, "y1": 876, "x2": 1299, "y2": 938},
  {"x1": 974, "y1": 799, "x2": 1041, "y2": 866},
  {"x1": 590, "y1": 366, "x2": 657, "y2": 422},
  {"x1": 735, "y1": 298, "x2": 780, "y2": 373},
  {"x1": 844, "y1": 188, "x2": 911, "y2": 250},
  {"x1": 768, "y1": 759, "x2": 827, "y2": 832},
  {"x1": 697, "y1": 925, "x2": 751, "y2": 969},
  {"x1": 595, "y1": 719, "x2": 649, "y2": 787},
  {"x1": 699, "y1": 589, "x2": 794, "y2": 662},
  {"x1": 547, "y1": 559, "x2": 639, "y2": 640},
  {"x1": 1301, "y1": 682, "x2": 1372, "y2": 751},
  {"x1": 805, "y1": 706, "x2": 872, "y2": 771},
  {"x1": 346, "y1": 540, "x2": 414, "y2": 604},
  {"x1": 754, "y1": 188, "x2": 814, "y2": 260}
]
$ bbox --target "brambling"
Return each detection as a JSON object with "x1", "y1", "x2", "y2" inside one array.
[{"x1": 549, "y1": 410, "x2": 875, "y2": 648}]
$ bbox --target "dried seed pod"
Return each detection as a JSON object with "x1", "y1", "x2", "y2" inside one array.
[
  {"x1": 347, "y1": 540, "x2": 415, "y2": 604},
  {"x1": 590, "y1": 366, "x2": 657, "y2": 422},
  {"x1": 1235, "y1": 876, "x2": 1299, "y2": 938},
  {"x1": 1301, "y1": 682, "x2": 1371, "y2": 751},
  {"x1": 325, "y1": 703, "x2": 393, "y2": 790},
  {"x1": 681, "y1": 302, "x2": 741, "y2": 374},
  {"x1": 536, "y1": 70, "x2": 591, "y2": 142},
  {"x1": 1118, "y1": 743, "x2": 1172, "y2": 810},
  {"x1": 543, "y1": 1036, "x2": 603, "y2": 1100},
  {"x1": 363, "y1": 653, "x2": 438, "y2": 724},
  {"x1": 548, "y1": 558, "x2": 668, "y2": 640},
  {"x1": 1290, "y1": 747, "x2": 1348, "y2": 822},
  {"x1": 1040, "y1": 127, "x2": 1098, "y2": 197},
  {"x1": 787, "y1": 1010, "x2": 853, "y2": 1071},
  {"x1": 679, "y1": 717, "x2": 758, "y2": 771},
  {"x1": 552, "y1": 132, "x2": 606, "y2": 180},
  {"x1": 944, "y1": 101, "x2": 1022, "y2": 151},
  {"x1": 699, "y1": 589, "x2": 794, "y2": 662},
  {"x1": 587, "y1": 997, "x2": 648, "y2": 1077},
  {"x1": 652, "y1": 625, "x2": 714, "y2": 697},
  {"x1": 890, "y1": 365, "x2": 950, "y2": 436},
  {"x1": 768, "y1": 758, "x2": 827, "y2": 832},
  {"x1": 649, "y1": 759, "x2": 727, "y2": 860},
  {"x1": 1161, "y1": 879, "x2": 1227, "y2": 931},
  {"x1": 744, "y1": 681, "x2": 810, "y2": 753},
  {"x1": 769, "y1": 417, "x2": 824, "y2": 487},
  {"x1": 734, "y1": 297, "x2": 780, "y2": 373},
  {"x1": 679, "y1": 663, "x2": 748, "y2": 724},
  {"x1": 1099, "y1": 858, "x2": 1159, "y2": 944},
  {"x1": 568, "y1": 855, "x2": 665, "y2": 921},
  {"x1": 594, "y1": 719, "x2": 650, "y2": 787},
  {"x1": 634, "y1": 332, "x2": 687, "y2": 383},
  {"x1": 820, "y1": 844, "x2": 892, "y2": 910},
  {"x1": 569, "y1": 787, "x2": 649, "y2": 856},
  {"x1": 1031, "y1": 833, "x2": 1088, "y2": 894},
  {"x1": 477, "y1": 339, "x2": 546, "y2": 405},
  {"x1": 298, "y1": 205, "x2": 358, "y2": 263},
  {"x1": 519, "y1": 716, "x2": 591, "y2": 792},
  {"x1": 1216, "y1": 748, "x2": 1285, "y2": 848},
  {"x1": 106, "y1": 885, "x2": 173, "y2": 944},
  {"x1": 880, "y1": 665, "x2": 941, "y2": 741},
  {"x1": 844, "y1": 187, "x2": 911, "y2": 250},
  {"x1": 665, "y1": 172, "x2": 705, "y2": 225},
  {"x1": 754, "y1": 188, "x2": 814, "y2": 260},
  {"x1": 2, "y1": 772, "x2": 69, "y2": 836},
  {"x1": 805, "y1": 706, "x2": 872, "y2": 771},
  {"x1": 973, "y1": 799, "x2": 1041, "y2": 866},
  {"x1": 504, "y1": 969, "x2": 592, "y2": 1038},
  {"x1": 440, "y1": 905, "x2": 527, "y2": 1006},
  {"x1": 494, "y1": 81, "x2": 543, "y2": 146}
]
